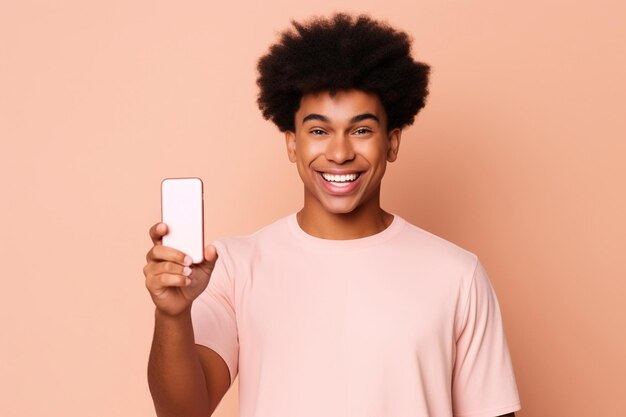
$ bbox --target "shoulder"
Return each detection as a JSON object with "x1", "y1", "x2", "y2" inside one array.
[
  {"x1": 397, "y1": 216, "x2": 479, "y2": 276},
  {"x1": 210, "y1": 213, "x2": 292, "y2": 265}
]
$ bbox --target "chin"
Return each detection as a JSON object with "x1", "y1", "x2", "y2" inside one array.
[{"x1": 320, "y1": 198, "x2": 360, "y2": 214}]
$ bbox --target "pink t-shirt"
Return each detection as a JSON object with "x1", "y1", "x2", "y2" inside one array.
[{"x1": 191, "y1": 212, "x2": 521, "y2": 417}]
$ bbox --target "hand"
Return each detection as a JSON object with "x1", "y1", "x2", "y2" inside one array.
[{"x1": 143, "y1": 222, "x2": 219, "y2": 317}]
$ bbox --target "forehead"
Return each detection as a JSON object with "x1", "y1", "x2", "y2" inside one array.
[{"x1": 297, "y1": 89, "x2": 386, "y2": 121}]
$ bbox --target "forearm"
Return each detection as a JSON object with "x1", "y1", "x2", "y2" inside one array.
[{"x1": 148, "y1": 307, "x2": 210, "y2": 417}]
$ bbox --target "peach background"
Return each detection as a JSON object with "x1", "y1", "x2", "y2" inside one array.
[{"x1": 1, "y1": 1, "x2": 624, "y2": 416}]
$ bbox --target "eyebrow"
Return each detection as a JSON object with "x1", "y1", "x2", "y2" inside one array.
[{"x1": 302, "y1": 112, "x2": 380, "y2": 125}]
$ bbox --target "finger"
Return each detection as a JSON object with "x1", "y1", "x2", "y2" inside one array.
[
  {"x1": 147, "y1": 244, "x2": 192, "y2": 266},
  {"x1": 151, "y1": 273, "x2": 191, "y2": 289},
  {"x1": 193, "y1": 244, "x2": 219, "y2": 275},
  {"x1": 149, "y1": 222, "x2": 169, "y2": 246},
  {"x1": 203, "y1": 244, "x2": 219, "y2": 264},
  {"x1": 149, "y1": 259, "x2": 193, "y2": 277}
]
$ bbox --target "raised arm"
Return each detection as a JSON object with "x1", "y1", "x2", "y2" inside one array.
[{"x1": 144, "y1": 222, "x2": 230, "y2": 416}]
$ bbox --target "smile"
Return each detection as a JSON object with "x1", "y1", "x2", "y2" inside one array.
[
  {"x1": 316, "y1": 171, "x2": 364, "y2": 195},
  {"x1": 320, "y1": 172, "x2": 361, "y2": 183}
]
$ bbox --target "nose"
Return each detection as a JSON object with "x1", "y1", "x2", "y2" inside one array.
[{"x1": 325, "y1": 134, "x2": 355, "y2": 164}]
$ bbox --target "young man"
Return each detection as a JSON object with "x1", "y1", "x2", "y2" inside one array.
[{"x1": 144, "y1": 13, "x2": 521, "y2": 417}]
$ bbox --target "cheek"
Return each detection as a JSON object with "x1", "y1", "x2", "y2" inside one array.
[
  {"x1": 295, "y1": 140, "x2": 323, "y2": 165},
  {"x1": 354, "y1": 142, "x2": 386, "y2": 164},
  {"x1": 294, "y1": 152, "x2": 314, "y2": 182}
]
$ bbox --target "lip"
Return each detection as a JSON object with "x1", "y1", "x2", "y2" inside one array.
[
  {"x1": 317, "y1": 169, "x2": 363, "y2": 175},
  {"x1": 315, "y1": 170, "x2": 363, "y2": 195}
]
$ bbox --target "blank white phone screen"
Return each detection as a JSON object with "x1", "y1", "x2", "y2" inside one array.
[{"x1": 161, "y1": 177, "x2": 204, "y2": 264}]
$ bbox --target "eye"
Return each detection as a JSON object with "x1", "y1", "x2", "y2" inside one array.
[
  {"x1": 310, "y1": 128, "x2": 327, "y2": 136},
  {"x1": 353, "y1": 128, "x2": 372, "y2": 135}
]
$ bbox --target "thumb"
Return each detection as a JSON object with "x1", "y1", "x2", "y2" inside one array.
[{"x1": 203, "y1": 243, "x2": 219, "y2": 265}]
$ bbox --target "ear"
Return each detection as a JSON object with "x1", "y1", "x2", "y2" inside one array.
[
  {"x1": 386, "y1": 128, "x2": 402, "y2": 162},
  {"x1": 285, "y1": 130, "x2": 297, "y2": 163}
]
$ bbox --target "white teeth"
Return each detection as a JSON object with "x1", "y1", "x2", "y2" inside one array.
[{"x1": 321, "y1": 172, "x2": 360, "y2": 182}]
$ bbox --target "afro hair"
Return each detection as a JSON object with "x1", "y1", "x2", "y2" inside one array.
[{"x1": 256, "y1": 12, "x2": 431, "y2": 133}]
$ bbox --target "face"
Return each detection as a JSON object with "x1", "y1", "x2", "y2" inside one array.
[{"x1": 285, "y1": 89, "x2": 401, "y2": 215}]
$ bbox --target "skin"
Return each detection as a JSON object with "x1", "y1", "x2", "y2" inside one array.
[
  {"x1": 285, "y1": 89, "x2": 516, "y2": 417},
  {"x1": 144, "y1": 226, "x2": 230, "y2": 416},
  {"x1": 284, "y1": 89, "x2": 401, "y2": 239},
  {"x1": 144, "y1": 88, "x2": 516, "y2": 417}
]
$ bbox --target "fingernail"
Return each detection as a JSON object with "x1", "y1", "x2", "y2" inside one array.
[
  {"x1": 184, "y1": 255, "x2": 192, "y2": 266},
  {"x1": 183, "y1": 266, "x2": 192, "y2": 276}
]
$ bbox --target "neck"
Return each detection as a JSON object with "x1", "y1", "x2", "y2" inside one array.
[{"x1": 296, "y1": 193, "x2": 394, "y2": 240}]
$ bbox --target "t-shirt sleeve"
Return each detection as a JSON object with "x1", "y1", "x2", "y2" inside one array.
[
  {"x1": 190, "y1": 240, "x2": 239, "y2": 386},
  {"x1": 451, "y1": 258, "x2": 521, "y2": 417}
]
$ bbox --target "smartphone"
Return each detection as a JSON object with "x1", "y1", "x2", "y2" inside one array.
[{"x1": 160, "y1": 177, "x2": 205, "y2": 264}]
